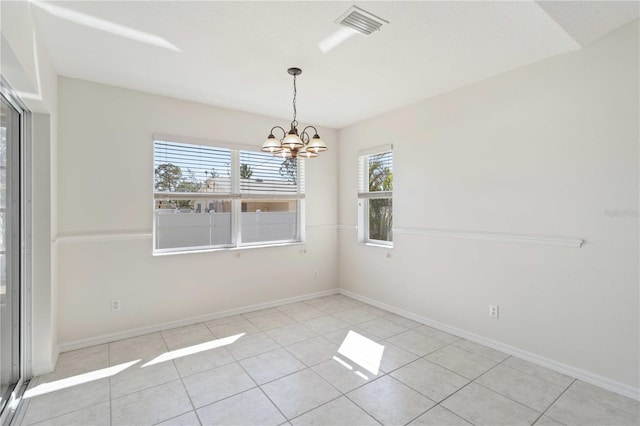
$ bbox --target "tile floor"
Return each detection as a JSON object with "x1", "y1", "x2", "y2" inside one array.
[{"x1": 14, "y1": 294, "x2": 640, "y2": 426}]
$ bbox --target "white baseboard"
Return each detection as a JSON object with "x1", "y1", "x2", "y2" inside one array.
[
  {"x1": 58, "y1": 288, "x2": 339, "y2": 353},
  {"x1": 339, "y1": 288, "x2": 640, "y2": 401}
]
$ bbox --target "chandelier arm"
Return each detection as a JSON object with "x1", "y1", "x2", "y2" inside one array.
[
  {"x1": 301, "y1": 126, "x2": 319, "y2": 136},
  {"x1": 270, "y1": 126, "x2": 287, "y2": 139}
]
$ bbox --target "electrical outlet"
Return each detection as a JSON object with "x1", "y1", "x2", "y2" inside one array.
[
  {"x1": 489, "y1": 304, "x2": 499, "y2": 319},
  {"x1": 111, "y1": 299, "x2": 121, "y2": 312}
]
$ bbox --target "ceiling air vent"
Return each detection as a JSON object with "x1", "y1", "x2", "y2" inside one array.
[{"x1": 336, "y1": 6, "x2": 388, "y2": 36}]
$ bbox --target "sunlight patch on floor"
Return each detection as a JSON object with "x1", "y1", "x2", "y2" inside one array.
[
  {"x1": 142, "y1": 333, "x2": 245, "y2": 367},
  {"x1": 25, "y1": 360, "x2": 140, "y2": 398},
  {"x1": 338, "y1": 330, "x2": 384, "y2": 375}
]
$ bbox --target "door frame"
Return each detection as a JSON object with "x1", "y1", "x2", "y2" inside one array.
[{"x1": 0, "y1": 75, "x2": 33, "y2": 425}]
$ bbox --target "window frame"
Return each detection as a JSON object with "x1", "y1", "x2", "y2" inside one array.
[
  {"x1": 152, "y1": 135, "x2": 305, "y2": 254},
  {"x1": 357, "y1": 145, "x2": 393, "y2": 247}
]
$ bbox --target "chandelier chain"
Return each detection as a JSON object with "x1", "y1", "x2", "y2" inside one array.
[{"x1": 292, "y1": 74, "x2": 297, "y2": 127}]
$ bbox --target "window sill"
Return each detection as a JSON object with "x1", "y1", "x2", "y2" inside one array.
[
  {"x1": 153, "y1": 241, "x2": 305, "y2": 257},
  {"x1": 360, "y1": 241, "x2": 393, "y2": 249}
]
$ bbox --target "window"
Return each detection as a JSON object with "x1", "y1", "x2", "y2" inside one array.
[
  {"x1": 153, "y1": 137, "x2": 304, "y2": 253},
  {"x1": 358, "y1": 145, "x2": 393, "y2": 245}
]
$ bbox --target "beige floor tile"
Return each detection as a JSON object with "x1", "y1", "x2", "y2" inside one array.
[
  {"x1": 109, "y1": 338, "x2": 168, "y2": 365},
  {"x1": 322, "y1": 327, "x2": 381, "y2": 345},
  {"x1": 240, "y1": 348, "x2": 306, "y2": 384},
  {"x1": 330, "y1": 308, "x2": 381, "y2": 325},
  {"x1": 391, "y1": 358, "x2": 469, "y2": 402},
  {"x1": 243, "y1": 307, "x2": 280, "y2": 319},
  {"x1": 281, "y1": 306, "x2": 326, "y2": 322},
  {"x1": 567, "y1": 380, "x2": 639, "y2": 416},
  {"x1": 204, "y1": 314, "x2": 246, "y2": 328},
  {"x1": 408, "y1": 405, "x2": 472, "y2": 425},
  {"x1": 182, "y1": 362, "x2": 256, "y2": 408},
  {"x1": 301, "y1": 316, "x2": 349, "y2": 335},
  {"x1": 415, "y1": 325, "x2": 460, "y2": 344},
  {"x1": 382, "y1": 313, "x2": 422, "y2": 329},
  {"x1": 248, "y1": 312, "x2": 296, "y2": 331},
  {"x1": 285, "y1": 336, "x2": 339, "y2": 367},
  {"x1": 156, "y1": 411, "x2": 201, "y2": 426},
  {"x1": 452, "y1": 339, "x2": 509, "y2": 363},
  {"x1": 266, "y1": 323, "x2": 318, "y2": 346},
  {"x1": 358, "y1": 305, "x2": 390, "y2": 317},
  {"x1": 226, "y1": 332, "x2": 281, "y2": 360},
  {"x1": 163, "y1": 328, "x2": 216, "y2": 351},
  {"x1": 385, "y1": 330, "x2": 448, "y2": 356},
  {"x1": 110, "y1": 361, "x2": 180, "y2": 399},
  {"x1": 291, "y1": 396, "x2": 379, "y2": 426},
  {"x1": 29, "y1": 401, "x2": 110, "y2": 426},
  {"x1": 27, "y1": 295, "x2": 637, "y2": 426},
  {"x1": 22, "y1": 379, "x2": 110, "y2": 425},
  {"x1": 311, "y1": 357, "x2": 379, "y2": 393},
  {"x1": 108, "y1": 332, "x2": 164, "y2": 353},
  {"x1": 502, "y1": 357, "x2": 573, "y2": 388},
  {"x1": 357, "y1": 317, "x2": 409, "y2": 339},
  {"x1": 304, "y1": 296, "x2": 334, "y2": 306},
  {"x1": 197, "y1": 388, "x2": 285, "y2": 426},
  {"x1": 546, "y1": 382, "x2": 639, "y2": 426},
  {"x1": 173, "y1": 346, "x2": 235, "y2": 378},
  {"x1": 276, "y1": 301, "x2": 310, "y2": 312},
  {"x1": 426, "y1": 345, "x2": 497, "y2": 379},
  {"x1": 533, "y1": 415, "x2": 566, "y2": 425},
  {"x1": 441, "y1": 383, "x2": 539, "y2": 426},
  {"x1": 161, "y1": 322, "x2": 209, "y2": 338},
  {"x1": 208, "y1": 318, "x2": 261, "y2": 338},
  {"x1": 111, "y1": 380, "x2": 192, "y2": 425},
  {"x1": 38, "y1": 348, "x2": 109, "y2": 383},
  {"x1": 313, "y1": 301, "x2": 354, "y2": 314},
  {"x1": 346, "y1": 375, "x2": 435, "y2": 425},
  {"x1": 262, "y1": 369, "x2": 341, "y2": 419},
  {"x1": 379, "y1": 342, "x2": 420, "y2": 373},
  {"x1": 476, "y1": 364, "x2": 568, "y2": 412}
]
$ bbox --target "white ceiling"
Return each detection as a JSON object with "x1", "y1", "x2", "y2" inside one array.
[{"x1": 31, "y1": 1, "x2": 639, "y2": 129}]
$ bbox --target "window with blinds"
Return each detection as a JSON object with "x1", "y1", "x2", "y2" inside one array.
[
  {"x1": 153, "y1": 138, "x2": 304, "y2": 253},
  {"x1": 358, "y1": 145, "x2": 393, "y2": 245}
]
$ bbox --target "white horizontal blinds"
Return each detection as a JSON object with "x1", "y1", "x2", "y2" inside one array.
[
  {"x1": 239, "y1": 150, "x2": 304, "y2": 198},
  {"x1": 154, "y1": 140, "x2": 232, "y2": 195},
  {"x1": 358, "y1": 145, "x2": 393, "y2": 199}
]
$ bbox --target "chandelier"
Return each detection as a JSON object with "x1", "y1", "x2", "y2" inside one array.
[{"x1": 261, "y1": 67, "x2": 327, "y2": 159}]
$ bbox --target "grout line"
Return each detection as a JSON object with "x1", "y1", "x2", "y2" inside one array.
[
  {"x1": 436, "y1": 354, "x2": 511, "y2": 414},
  {"x1": 233, "y1": 358, "x2": 290, "y2": 423},
  {"x1": 531, "y1": 378, "x2": 576, "y2": 425},
  {"x1": 168, "y1": 348, "x2": 201, "y2": 426}
]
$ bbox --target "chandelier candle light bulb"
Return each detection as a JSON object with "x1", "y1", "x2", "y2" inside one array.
[{"x1": 262, "y1": 67, "x2": 327, "y2": 158}]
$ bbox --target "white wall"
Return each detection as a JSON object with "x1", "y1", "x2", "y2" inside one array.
[
  {"x1": 338, "y1": 19, "x2": 639, "y2": 392},
  {"x1": 1, "y1": 1, "x2": 59, "y2": 375},
  {"x1": 56, "y1": 77, "x2": 338, "y2": 344}
]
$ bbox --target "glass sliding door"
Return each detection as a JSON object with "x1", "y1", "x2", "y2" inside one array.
[{"x1": 0, "y1": 83, "x2": 28, "y2": 423}]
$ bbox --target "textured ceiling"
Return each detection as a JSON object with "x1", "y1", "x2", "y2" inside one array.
[{"x1": 31, "y1": 1, "x2": 639, "y2": 129}]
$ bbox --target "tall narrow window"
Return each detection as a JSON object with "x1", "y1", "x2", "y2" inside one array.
[
  {"x1": 358, "y1": 145, "x2": 393, "y2": 245},
  {"x1": 153, "y1": 137, "x2": 304, "y2": 253}
]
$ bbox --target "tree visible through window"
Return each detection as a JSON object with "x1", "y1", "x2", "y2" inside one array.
[
  {"x1": 368, "y1": 153, "x2": 393, "y2": 241},
  {"x1": 358, "y1": 147, "x2": 393, "y2": 245}
]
